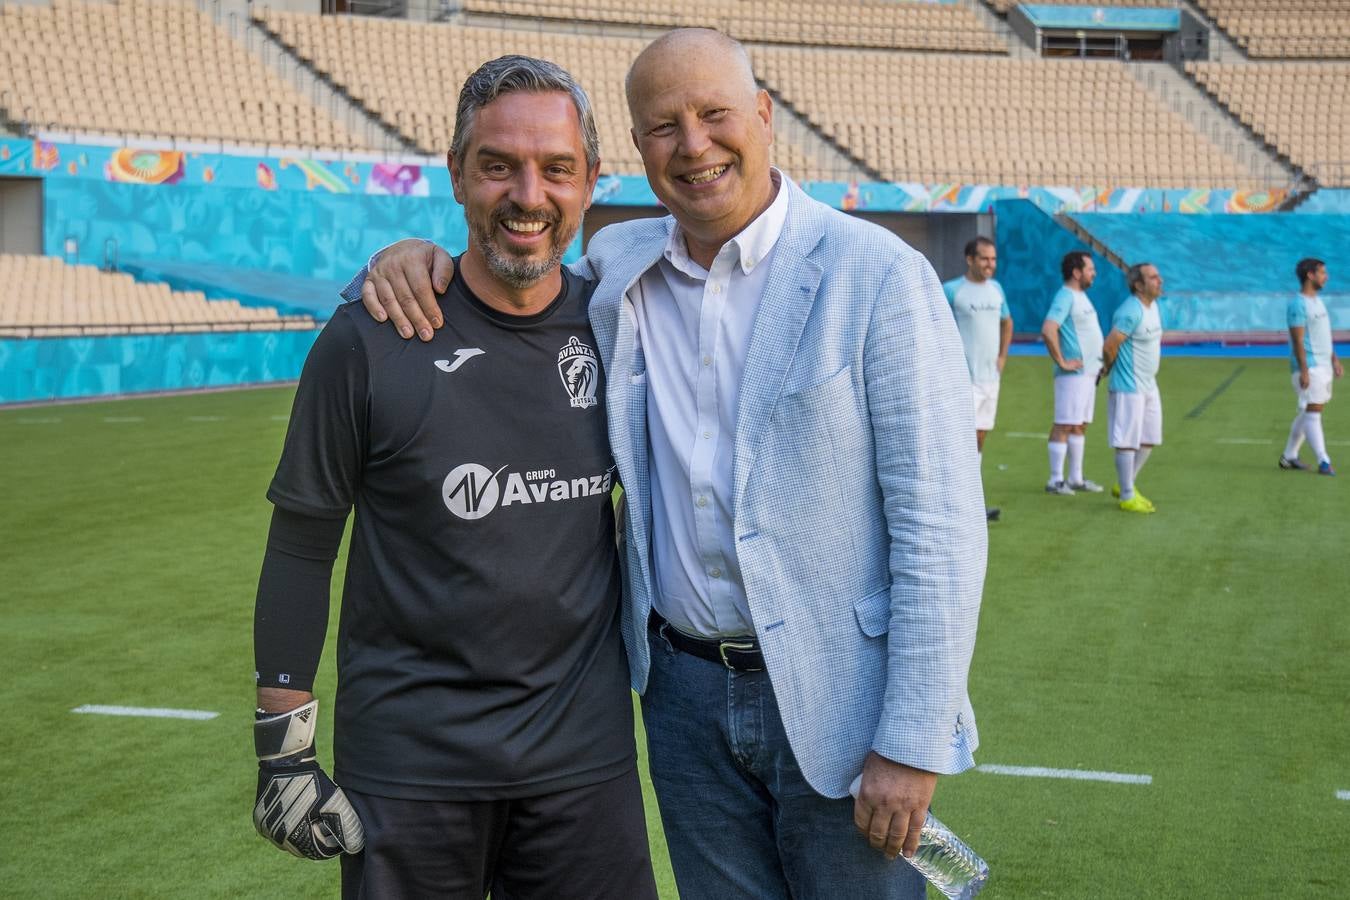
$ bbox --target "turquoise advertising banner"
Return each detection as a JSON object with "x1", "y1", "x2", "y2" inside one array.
[{"x1": 0, "y1": 330, "x2": 320, "y2": 405}]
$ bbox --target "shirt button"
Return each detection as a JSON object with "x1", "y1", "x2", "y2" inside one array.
[
  {"x1": 702, "y1": 356, "x2": 712, "y2": 367},
  {"x1": 703, "y1": 430, "x2": 712, "y2": 439},
  {"x1": 710, "y1": 284, "x2": 722, "y2": 294},
  {"x1": 696, "y1": 496, "x2": 708, "y2": 508},
  {"x1": 709, "y1": 568, "x2": 722, "y2": 579}
]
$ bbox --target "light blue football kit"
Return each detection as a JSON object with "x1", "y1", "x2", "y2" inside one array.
[
  {"x1": 1108, "y1": 296, "x2": 1163, "y2": 394},
  {"x1": 1288, "y1": 293, "x2": 1333, "y2": 373},
  {"x1": 1108, "y1": 294, "x2": 1165, "y2": 505},
  {"x1": 944, "y1": 276, "x2": 1009, "y2": 386},
  {"x1": 1045, "y1": 287, "x2": 1103, "y2": 376},
  {"x1": 1282, "y1": 292, "x2": 1337, "y2": 471}
]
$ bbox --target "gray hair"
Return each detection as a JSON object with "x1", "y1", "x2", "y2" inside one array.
[
  {"x1": 451, "y1": 55, "x2": 600, "y2": 170},
  {"x1": 1127, "y1": 262, "x2": 1154, "y2": 294}
]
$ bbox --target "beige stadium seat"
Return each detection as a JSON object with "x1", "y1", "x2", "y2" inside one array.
[
  {"x1": 458, "y1": 0, "x2": 1005, "y2": 54},
  {"x1": 0, "y1": 254, "x2": 316, "y2": 337},
  {"x1": 0, "y1": 0, "x2": 364, "y2": 150},
  {"x1": 258, "y1": 14, "x2": 817, "y2": 177},
  {"x1": 1188, "y1": 60, "x2": 1350, "y2": 185},
  {"x1": 1193, "y1": 0, "x2": 1350, "y2": 59},
  {"x1": 753, "y1": 46, "x2": 1268, "y2": 189}
]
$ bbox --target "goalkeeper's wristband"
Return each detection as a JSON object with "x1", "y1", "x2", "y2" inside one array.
[{"x1": 255, "y1": 699, "x2": 319, "y2": 763}]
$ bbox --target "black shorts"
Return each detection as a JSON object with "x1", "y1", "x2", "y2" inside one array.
[{"x1": 340, "y1": 766, "x2": 658, "y2": 900}]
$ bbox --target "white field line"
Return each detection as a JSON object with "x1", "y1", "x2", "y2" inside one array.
[
  {"x1": 977, "y1": 764, "x2": 1152, "y2": 785},
  {"x1": 72, "y1": 704, "x2": 218, "y2": 720},
  {"x1": 1337, "y1": 790, "x2": 1350, "y2": 801},
  {"x1": 102, "y1": 416, "x2": 144, "y2": 423},
  {"x1": 16, "y1": 417, "x2": 62, "y2": 424},
  {"x1": 1216, "y1": 438, "x2": 1273, "y2": 445},
  {"x1": 1005, "y1": 431, "x2": 1045, "y2": 439},
  {"x1": 186, "y1": 416, "x2": 225, "y2": 422}
]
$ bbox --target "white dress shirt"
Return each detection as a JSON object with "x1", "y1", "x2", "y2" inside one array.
[{"x1": 631, "y1": 170, "x2": 790, "y2": 638}]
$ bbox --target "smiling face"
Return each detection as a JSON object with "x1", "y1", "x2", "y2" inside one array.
[
  {"x1": 449, "y1": 90, "x2": 599, "y2": 299},
  {"x1": 966, "y1": 243, "x2": 997, "y2": 282},
  {"x1": 627, "y1": 31, "x2": 775, "y2": 265}
]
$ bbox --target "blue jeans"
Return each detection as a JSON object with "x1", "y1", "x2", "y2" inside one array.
[{"x1": 642, "y1": 630, "x2": 926, "y2": 900}]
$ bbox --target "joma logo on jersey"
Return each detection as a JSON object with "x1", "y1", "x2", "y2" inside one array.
[
  {"x1": 557, "y1": 336, "x2": 599, "y2": 409},
  {"x1": 442, "y1": 463, "x2": 614, "y2": 520}
]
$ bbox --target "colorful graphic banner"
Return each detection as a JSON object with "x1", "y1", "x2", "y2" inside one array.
[{"x1": 1, "y1": 138, "x2": 1287, "y2": 216}]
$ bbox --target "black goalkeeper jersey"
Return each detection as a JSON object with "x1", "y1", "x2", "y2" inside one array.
[{"x1": 267, "y1": 262, "x2": 632, "y2": 800}]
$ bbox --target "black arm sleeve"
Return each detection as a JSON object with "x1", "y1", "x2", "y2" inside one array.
[
  {"x1": 254, "y1": 507, "x2": 347, "y2": 691},
  {"x1": 255, "y1": 309, "x2": 368, "y2": 691}
]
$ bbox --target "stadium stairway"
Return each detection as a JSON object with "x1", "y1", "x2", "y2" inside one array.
[
  {"x1": 1126, "y1": 62, "x2": 1296, "y2": 188},
  {"x1": 956, "y1": 0, "x2": 1036, "y2": 59},
  {"x1": 1176, "y1": 0, "x2": 1245, "y2": 62},
  {"x1": 241, "y1": 9, "x2": 415, "y2": 156},
  {"x1": 756, "y1": 82, "x2": 879, "y2": 184},
  {"x1": 1053, "y1": 213, "x2": 1127, "y2": 274}
]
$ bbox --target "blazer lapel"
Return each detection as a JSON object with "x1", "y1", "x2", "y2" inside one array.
[
  {"x1": 733, "y1": 184, "x2": 826, "y2": 509},
  {"x1": 588, "y1": 220, "x2": 670, "y2": 494}
]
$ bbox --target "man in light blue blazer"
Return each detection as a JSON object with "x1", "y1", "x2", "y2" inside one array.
[{"x1": 357, "y1": 30, "x2": 985, "y2": 899}]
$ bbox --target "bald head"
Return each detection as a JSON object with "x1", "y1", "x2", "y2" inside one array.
[
  {"x1": 623, "y1": 26, "x2": 776, "y2": 268},
  {"x1": 625, "y1": 29, "x2": 758, "y2": 120}
]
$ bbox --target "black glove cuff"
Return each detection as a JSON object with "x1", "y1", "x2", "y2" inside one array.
[{"x1": 255, "y1": 699, "x2": 319, "y2": 762}]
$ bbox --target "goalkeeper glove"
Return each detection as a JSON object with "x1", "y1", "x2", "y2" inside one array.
[{"x1": 253, "y1": 700, "x2": 365, "y2": 860}]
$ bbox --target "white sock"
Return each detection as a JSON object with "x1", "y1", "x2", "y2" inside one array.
[
  {"x1": 1067, "y1": 434, "x2": 1086, "y2": 484},
  {"x1": 1304, "y1": 412, "x2": 1330, "y2": 464},
  {"x1": 1134, "y1": 446, "x2": 1152, "y2": 478},
  {"x1": 1048, "y1": 441, "x2": 1067, "y2": 484},
  {"x1": 1284, "y1": 412, "x2": 1306, "y2": 460},
  {"x1": 1115, "y1": 450, "x2": 1136, "y2": 500}
]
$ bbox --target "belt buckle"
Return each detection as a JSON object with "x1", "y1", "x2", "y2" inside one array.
[{"x1": 718, "y1": 639, "x2": 758, "y2": 671}]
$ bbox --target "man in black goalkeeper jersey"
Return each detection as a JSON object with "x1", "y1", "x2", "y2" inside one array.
[{"x1": 249, "y1": 56, "x2": 657, "y2": 899}]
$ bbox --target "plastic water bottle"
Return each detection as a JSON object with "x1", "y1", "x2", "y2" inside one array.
[
  {"x1": 906, "y1": 811, "x2": 989, "y2": 899},
  {"x1": 849, "y1": 776, "x2": 990, "y2": 899}
]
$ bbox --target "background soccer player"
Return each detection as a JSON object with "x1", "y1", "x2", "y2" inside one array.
[
  {"x1": 945, "y1": 236, "x2": 1012, "y2": 522},
  {"x1": 1101, "y1": 263, "x2": 1164, "y2": 514},
  {"x1": 1041, "y1": 251, "x2": 1105, "y2": 495},
  {"x1": 1280, "y1": 257, "x2": 1342, "y2": 476}
]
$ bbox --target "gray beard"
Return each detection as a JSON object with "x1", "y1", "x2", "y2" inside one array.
[{"x1": 471, "y1": 213, "x2": 582, "y2": 290}]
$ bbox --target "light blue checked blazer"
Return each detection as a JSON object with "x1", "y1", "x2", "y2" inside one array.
[{"x1": 577, "y1": 179, "x2": 987, "y2": 798}]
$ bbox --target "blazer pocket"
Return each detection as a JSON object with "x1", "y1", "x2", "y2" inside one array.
[
  {"x1": 853, "y1": 587, "x2": 891, "y2": 638},
  {"x1": 778, "y1": 365, "x2": 852, "y2": 409}
]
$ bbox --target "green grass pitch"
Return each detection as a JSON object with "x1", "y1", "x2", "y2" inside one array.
[{"x1": 1, "y1": 355, "x2": 1345, "y2": 898}]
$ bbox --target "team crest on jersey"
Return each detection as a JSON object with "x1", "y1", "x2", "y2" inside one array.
[{"x1": 557, "y1": 336, "x2": 599, "y2": 409}]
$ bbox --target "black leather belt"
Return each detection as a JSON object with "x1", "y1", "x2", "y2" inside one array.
[{"x1": 648, "y1": 611, "x2": 765, "y2": 672}]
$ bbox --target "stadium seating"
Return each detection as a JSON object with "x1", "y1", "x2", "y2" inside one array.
[
  {"x1": 754, "y1": 47, "x2": 1264, "y2": 188},
  {"x1": 1188, "y1": 62, "x2": 1350, "y2": 185},
  {"x1": 1191, "y1": 0, "x2": 1350, "y2": 59},
  {"x1": 464, "y1": 0, "x2": 1007, "y2": 54},
  {"x1": 0, "y1": 254, "x2": 316, "y2": 337},
  {"x1": 254, "y1": 12, "x2": 840, "y2": 180},
  {"x1": 0, "y1": 0, "x2": 363, "y2": 150}
]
